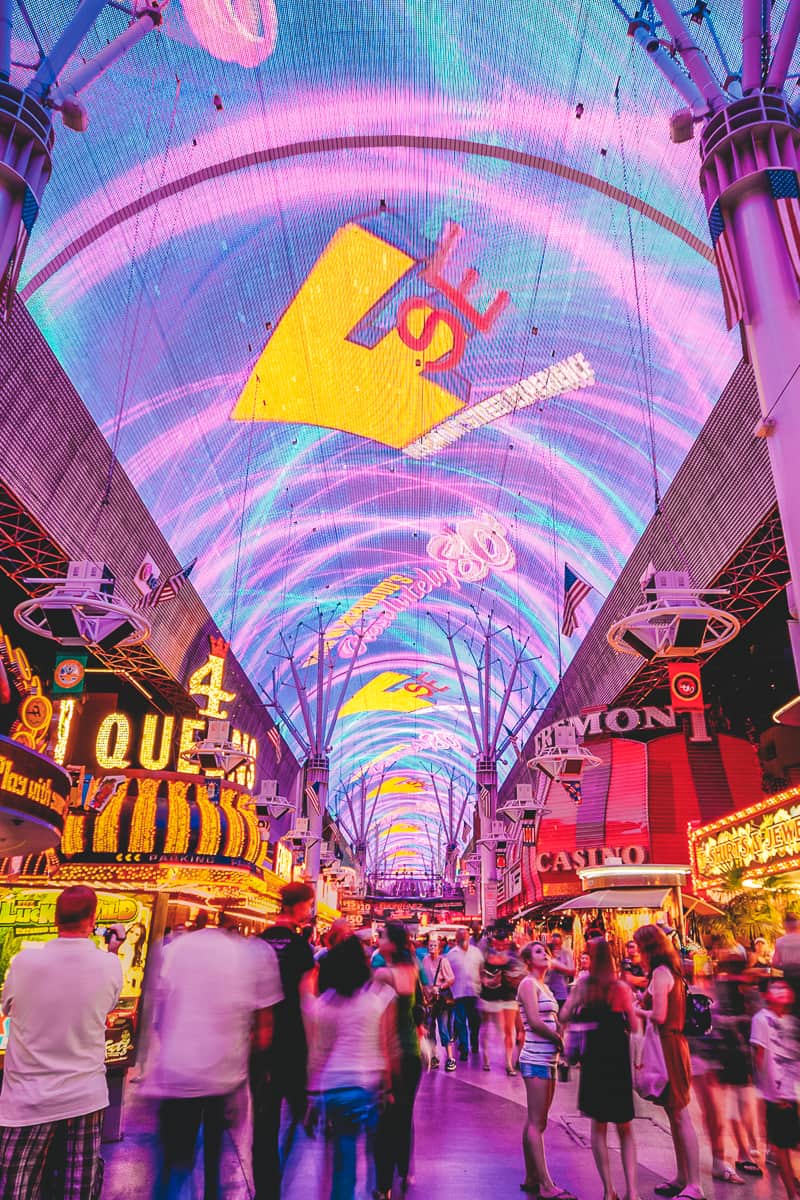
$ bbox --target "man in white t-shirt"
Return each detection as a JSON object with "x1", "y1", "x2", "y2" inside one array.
[
  {"x1": 449, "y1": 928, "x2": 484, "y2": 1061},
  {"x1": 0, "y1": 885, "x2": 123, "y2": 1200},
  {"x1": 750, "y1": 978, "x2": 800, "y2": 1198},
  {"x1": 146, "y1": 911, "x2": 283, "y2": 1200}
]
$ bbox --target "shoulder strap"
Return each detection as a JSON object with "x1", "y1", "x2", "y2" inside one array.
[{"x1": 433, "y1": 958, "x2": 443, "y2": 986}]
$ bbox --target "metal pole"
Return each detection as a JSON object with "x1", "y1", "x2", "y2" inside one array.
[
  {"x1": 0, "y1": 0, "x2": 11, "y2": 82},
  {"x1": 446, "y1": 635, "x2": 481, "y2": 749},
  {"x1": 27, "y1": 0, "x2": 109, "y2": 100},
  {"x1": 630, "y1": 23, "x2": 707, "y2": 113},
  {"x1": 766, "y1": 0, "x2": 800, "y2": 90},
  {"x1": 651, "y1": 0, "x2": 727, "y2": 109},
  {"x1": 48, "y1": 5, "x2": 163, "y2": 104},
  {"x1": 314, "y1": 630, "x2": 325, "y2": 754},
  {"x1": 742, "y1": 0, "x2": 764, "y2": 93}
]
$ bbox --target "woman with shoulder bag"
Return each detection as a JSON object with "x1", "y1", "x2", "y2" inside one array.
[
  {"x1": 561, "y1": 939, "x2": 640, "y2": 1200},
  {"x1": 420, "y1": 936, "x2": 456, "y2": 1072},
  {"x1": 516, "y1": 942, "x2": 575, "y2": 1200},
  {"x1": 634, "y1": 925, "x2": 703, "y2": 1200}
]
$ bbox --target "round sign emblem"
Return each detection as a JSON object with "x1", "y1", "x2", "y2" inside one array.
[
  {"x1": 673, "y1": 672, "x2": 700, "y2": 701},
  {"x1": 54, "y1": 657, "x2": 85, "y2": 691},
  {"x1": 19, "y1": 694, "x2": 53, "y2": 731}
]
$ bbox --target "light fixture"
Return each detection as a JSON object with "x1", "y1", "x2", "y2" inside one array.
[
  {"x1": 15, "y1": 560, "x2": 150, "y2": 650},
  {"x1": 528, "y1": 722, "x2": 602, "y2": 792},
  {"x1": 180, "y1": 720, "x2": 254, "y2": 778},
  {"x1": 255, "y1": 778, "x2": 294, "y2": 822},
  {"x1": 607, "y1": 569, "x2": 740, "y2": 660}
]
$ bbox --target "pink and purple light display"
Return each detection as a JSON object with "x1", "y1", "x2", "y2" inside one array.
[{"x1": 11, "y1": 0, "x2": 748, "y2": 867}]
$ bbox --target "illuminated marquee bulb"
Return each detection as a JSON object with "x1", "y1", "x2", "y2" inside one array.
[
  {"x1": 95, "y1": 712, "x2": 132, "y2": 770},
  {"x1": 188, "y1": 653, "x2": 236, "y2": 719},
  {"x1": 140, "y1": 714, "x2": 175, "y2": 771}
]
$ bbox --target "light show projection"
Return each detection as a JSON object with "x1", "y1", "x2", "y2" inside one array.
[{"x1": 13, "y1": 0, "x2": 750, "y2": 870}]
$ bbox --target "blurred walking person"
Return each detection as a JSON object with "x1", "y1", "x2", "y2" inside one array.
[
  {"x1": 480, "y1": 927, "x2": 523, "y2": 1074},
  {"x1": 516, "y1": 942, "x2": 574, "y2": 1200},
  {"x1": 0, "y1": 886, "x2": 122, "y2": 1200},
  {"x1": 373, "y1": 923, "x2": 425, "y2": 1199},
  {"x1": 634, "y1": 925, "x2": 702, "y2": 1200},
  {"x1": 145, "y1": 911, "x2": 282, "y2": 1200},
  {"x1": 750, "y1": 978, "x2": 800, "y2": 1199},
  {"x1": 449, "y1": 927, "x2": 483, "y2": 1061},
  {"x1": 420, "y1": 935, "x2": 456, "y2": 1071},
  {"x1": 252, "y1": 881, "x2": 316, "y2": 1200},
  {"x1": 304, "y1": 936, "x2": 394, "y2": 1200},
  {"x1": 561, "y1": 939, "x2": 640, "y2": 1200}
]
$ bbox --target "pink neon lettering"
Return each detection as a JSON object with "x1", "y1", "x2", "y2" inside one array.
[
  {"x1": 422, "y1": 222, "x2": 510, "y2": 334},
  {"x1": 396, "y1": 297, "x2": 466, "y2": 373}
]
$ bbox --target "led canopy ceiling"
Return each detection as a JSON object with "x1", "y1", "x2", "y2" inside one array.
[{"x1": 11, "y1": 0, "x2": 757, "y2": 869}]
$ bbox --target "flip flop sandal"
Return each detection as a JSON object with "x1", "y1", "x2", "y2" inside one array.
[
  {"x1": 711, "y1": 1168, "x2": 744, "y2": 1184},
  {"x1": 735, "y1": 1161, "x2": 763, "y2": 1177},
  {"x1": 654, "y1": 1187, "x2": 682, "y2": 1198}
]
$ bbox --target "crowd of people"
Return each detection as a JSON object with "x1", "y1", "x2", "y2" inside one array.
[{"x1": 1, "y1": 884, "x2": 799, "y2": 1200}]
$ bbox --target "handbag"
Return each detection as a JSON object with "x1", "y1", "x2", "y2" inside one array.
[
  {"x1": 632, "y1": 1020, "x2": 669, "y2": 1102},
  {"x1": 563, "y1": 1015, "x2": 597, "y2": 1066}
]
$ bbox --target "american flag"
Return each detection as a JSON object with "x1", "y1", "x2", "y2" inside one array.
[
  {"x1": 561, "y1": 563, "x2": 592, "y2": 637},
  {"x1": 478, "y1": 785, "x2": 491, "y2": 820},
  {"x1": 708, "y1": 200, "x2": 743, "y2": 330},
  {"x1": 137, "y1": 558, "x2": 196, "y2": 609},
  {"x1": 305, "y1": 779, "x2": 320, "y2": 815},
  {"x1": 267, "y1": 725, "x2": 282, "y2": 763},
  {"x1": 562, "y1": 779, "x2": 582, "y2": 806},
  {"x1": 768, "y1": 169, "x2": 800, "y2": 287}
]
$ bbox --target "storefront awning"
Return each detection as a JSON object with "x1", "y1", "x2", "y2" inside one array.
[{"x1": 551, "y1": 887, "x2": 672, "y2": 912}]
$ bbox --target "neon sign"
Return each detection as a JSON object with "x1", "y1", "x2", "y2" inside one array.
[
  {"x1": 0, "y1": 620, "x2": 51, "y2": 753},
  {"x1": 339, "y1": 670, "x2": 448, "y2": 718},
  {"x1": 232, "y1": 219, "x2": 512, "y2": 451}
]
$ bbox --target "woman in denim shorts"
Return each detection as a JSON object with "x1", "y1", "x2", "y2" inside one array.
[{"x1": 516, "y1": 942, "x2": 575, "y2": 1199}]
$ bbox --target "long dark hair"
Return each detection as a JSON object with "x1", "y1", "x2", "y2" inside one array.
[
  {"x1": 323, "y1": 936, "x2": 370, "y2": 997},
  {"x1": 634, "y1": 924, "x2": 681, "y2": 979},
  {"x1": 383, "y1": 921, "x2": 414, "y2": 965},
  {"x1": 586, "y1": 938, "x2": 617, "y2": 1004}
]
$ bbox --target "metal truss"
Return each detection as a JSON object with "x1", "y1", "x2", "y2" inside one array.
[
  {"x1": 0, "y1": 479, "x2": 197, "y2": 714},
  {"x1": 615, "y1": 506, "x2": 789, "y2": 707}
]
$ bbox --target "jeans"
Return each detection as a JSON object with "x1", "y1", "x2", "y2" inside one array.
[
  {"x1": 453, "y1": 996, "x2": 480, "y2": 1055},
  {"x1": 321, "y1": 1087, "x2": 378, "y2": 1200},
  {"x1": 250, "y1": 1059, "x2": 307, "y2": 1200},
  {"x1": 374, "y1": 1054, "x2": 423, "y2": 1192},
  {"x1": 428, "y1": 1004, "x2": 451, "y2": 1048},
  {"x1": 154, "y1": 1095, "x2": 228, "y2": 1200}
]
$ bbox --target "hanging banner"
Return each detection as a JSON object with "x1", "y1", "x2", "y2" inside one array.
[{"x1": 668, "y1": 663, "x2": 704, "y2": 711}]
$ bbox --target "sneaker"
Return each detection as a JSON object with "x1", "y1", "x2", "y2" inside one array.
[
  {"x1": 445, "y1": 1058, "x2": 456, "y2": 1072},
  {"x1": 430, "y1": 1056, "x2": 439, "y2": 1069},
  {"x1": 459, "y1": 1050, "x2": 468, "y2": 1062}
]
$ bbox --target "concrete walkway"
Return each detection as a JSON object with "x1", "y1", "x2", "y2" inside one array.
[{"x1": 103, "y1": 1059, "x2": 786, "y2": 1200}]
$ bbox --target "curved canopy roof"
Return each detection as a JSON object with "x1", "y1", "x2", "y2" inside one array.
[{"x1": 15, "y1": 0, "x2": 751, "y2": 869}]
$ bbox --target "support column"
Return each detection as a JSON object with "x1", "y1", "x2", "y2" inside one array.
[
  {"x1": 477, "y1": 757, "x2": 498, "y2": 925},
  {"x1": 699, "y1": 96, "x2": 800, "y2": 682},
  {"x1": 304, "y1": 754, "x2": 329, "y2": 880}
]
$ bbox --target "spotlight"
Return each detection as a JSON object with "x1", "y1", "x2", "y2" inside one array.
[
  {"x1": 620, "y1": 628, "x2": 657, "y2": 660},
  {"x1": 575, "y1": 103, "x2": 584, "y2": 118}
]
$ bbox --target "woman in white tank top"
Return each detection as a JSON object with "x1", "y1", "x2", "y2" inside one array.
[{"x1": 516, "y1": 942, "x2": 575, "y2": 1200}]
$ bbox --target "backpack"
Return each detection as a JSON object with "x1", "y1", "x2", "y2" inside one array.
[{"x1": 683, "y1": 989, "x2": 712, "y2": 1038}]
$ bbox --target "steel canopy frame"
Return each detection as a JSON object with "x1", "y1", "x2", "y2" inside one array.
[{"x1": 618, "y1": 0, "x2": 800, "y2": 703}]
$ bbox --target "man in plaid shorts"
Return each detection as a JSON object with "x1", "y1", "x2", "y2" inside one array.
[{"x1": 0, "y1": 886, "x2": 122, "y2": 1200}]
